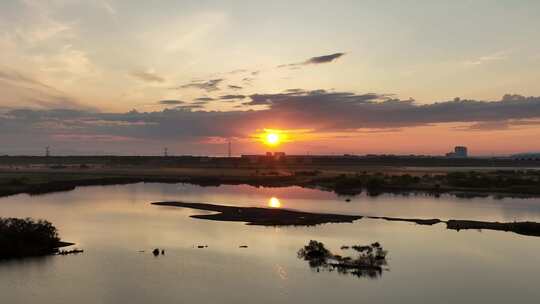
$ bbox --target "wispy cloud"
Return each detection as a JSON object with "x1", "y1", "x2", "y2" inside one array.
[
  {"x1": 177, "y1": 78, "x2": 223, "y2": 92},
  {"x1": 464, "y1": 51, "x2": 507, "y2": 66},
  {"x1": 220, "y1": 94, "x2": 246, "y2": 100},
  {"x1": 0, "y1": 69, "x2": 55, "y2": 90},
  {"x1": 130, "y1": 70, "x2": 165, "y2": 83},
  {"x1": 194, "y1": 97, "x2": 215, "y2": 102},
  {"x1": 278, "y1": 52, "x2": 346, "y2": 68},
  {"x1": 158, "y1": 100, "x2": 184, "y2": 105}
]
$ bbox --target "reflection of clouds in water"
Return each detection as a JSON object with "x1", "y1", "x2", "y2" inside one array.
[
  {"x1": 275, "y1": 264, "x2": 288, "y2": 280},
  {"x1": 268, "y1": 197, "x2": 282, "y2": 208}
]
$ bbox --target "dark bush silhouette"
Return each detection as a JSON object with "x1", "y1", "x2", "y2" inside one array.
[
  {"x1": 0, "y1": 217, "x2": 62, "y2": 259},
  {"x1": 297, "y1": 240, "x2": 388, "y2": 279}
]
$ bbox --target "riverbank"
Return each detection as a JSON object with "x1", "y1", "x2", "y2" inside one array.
[{"x1": 0, "y1": 167, "x2": 539, "y2": 199}]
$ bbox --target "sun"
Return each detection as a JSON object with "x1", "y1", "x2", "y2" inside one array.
[
  {"x1": 265, "y1": 132, "x2": 280, "y2": 146},
  {"x1": 268, "y1": 197, "x2": 281, "y2": 208}
]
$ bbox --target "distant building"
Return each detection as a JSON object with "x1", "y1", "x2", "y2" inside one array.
[
  {"x1": 273, "y1": 152, "x2": 286, "y2": 160},
  {"x1": 242, "y1": 152, "x2": 286, "y2": 163},
  {"x1": 446, "y1": 146, "x2": 468, "y2": 158}
]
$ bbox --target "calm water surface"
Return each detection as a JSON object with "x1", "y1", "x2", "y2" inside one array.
[{"x1": 1, "y1": 183, "x2": 540, "y2": 304}]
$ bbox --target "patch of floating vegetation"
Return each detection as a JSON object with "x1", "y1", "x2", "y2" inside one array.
[
  {"x1": 0, "y1": 217, "x2": 73, "y2": 259},
  {"x1": 297, "y1": 240, "x2": 388, "y2": 279}
]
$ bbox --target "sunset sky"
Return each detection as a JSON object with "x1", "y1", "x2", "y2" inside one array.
[{"x1": 1, "y1": 0, "x2": 540, "y2": 156}]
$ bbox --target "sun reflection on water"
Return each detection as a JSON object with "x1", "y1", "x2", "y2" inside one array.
[{"x1": 268, "y1": 197, "x2": 282, "y2": 208}]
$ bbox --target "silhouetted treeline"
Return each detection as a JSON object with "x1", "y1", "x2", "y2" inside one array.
[
  {"x1": 0, "y1": 218, "x2": 61, "y2": 259},
  {"x1": 313, "y1": 170, "x2": 540, "y2": 196}
]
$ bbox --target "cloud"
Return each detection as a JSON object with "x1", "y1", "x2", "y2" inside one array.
[
  {"x1": 278, "y1": 52, "x2": 346, "y2": 68},
  {"x1": 0, "y1": 69, "x2": 55, "y2": 90},
  {"x1": 305, "y1": 53, "x2": 346, "y2": 64},
  {"x1": 174, "y1": 104, "x2": 205, "y2": 111},
  {"x1": 465, "y1": 51, "x2": 507, "y2": 66},
  {"x1": 130, "y1": 71, "x2": 165, "y2": 83},
  {"x1": 2, "y1": 91, "x2": 540, "y2": 154},
  {"x1": 458, "y1": 119, "x2": 540, "y2": 131},
  {"x1": 158, "y1": 100, "x2": 184, "y2": 105},
  {"x1": 194, "y1": 97, "x2": 215, "y2": 102},
  {"x1": 227, "y1": 69, "x2": 248, "y2": 74},
  {"x1": 0, "y1": 68, "x2": 91, "y2": 110},
  {"x1": 177, "y1": 79, "x2": 223, "y2": 92},
  {"x1": 220, "y1": 94, "x2": 246, "y2": 100},
  {"x1": 228, "y1": 85, "x2": 243, "y2": 90},
  {"x1": 100, "y1": 1, "x2": 117, "y2": 16}
]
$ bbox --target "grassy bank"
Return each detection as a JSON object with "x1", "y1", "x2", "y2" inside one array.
[{"x1": 0, "y1": 168, "x2": 539, "y2": 199}]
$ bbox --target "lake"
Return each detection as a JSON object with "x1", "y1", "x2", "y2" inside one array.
[{"x1": 1, "y1": 183, "x2": 540, "y2": 304}]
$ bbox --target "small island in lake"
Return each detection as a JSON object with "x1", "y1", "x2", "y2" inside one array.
[
  {"x1": 152, "y1": 201, "x2": 362, "y2": 226},
  {"x1": 0, "y1": 218, "x2": 73, "y2": 259},
  {"x1": 297, "y1": 240, "x2": 388, "y2": 279},
  {"x1": 152, "y1": 201, "x2": 540, "y2": 237}
]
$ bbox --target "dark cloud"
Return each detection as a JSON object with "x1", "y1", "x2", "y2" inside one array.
[
  {"x1": 220, "y1": 94, "x2": 246, "y2": 100},
  {"x1": 459, "y1": 119, "x2": 540, "y2": 131},
  {"x1": 174, "y1": 104, "x2": 205, "y2": 111},
  {"x1": 228, "y1": 85, "x2": 243, "y2": 90},
  {"x1": 278, "y1": 52, "x2": 346, "y2": 68},
  {"x1": 130, "y1": 71, "x2": 165, "y2": 83},
  {"x1": 2, "y1": 91, "x2": 540, "y2": 154},
  {"x1": 284, "y1": 88, "x2": 305, "y2": 93},
  {"x1": 158, "y1": 100, "x2": 184, "y2": 105},
  {"x1": 305, "y1": 53, "x2": 346, "y2": 64},
  {"x1": 177, "y1": 79, "x2": 223, "y2": 92},
  {"x1": 192, "y1": 101, "x2": 209, "y2": 105},
  {"x1": 194, "y1": 97, "x2": 215, "y2": 102}
]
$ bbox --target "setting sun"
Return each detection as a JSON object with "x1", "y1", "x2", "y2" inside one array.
[
  {"x1": 265, "y1": 133, "x2": 280, "y2": 146},
  {"x1": 268, "y1": 197, "x2": 282, "y2": 208}
]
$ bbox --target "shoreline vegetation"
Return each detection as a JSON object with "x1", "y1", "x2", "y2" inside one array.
[
  {"x1": 0, "y1": 218, "x2": 73, "y2": 259},
  {"x1": 152, "y1": 201, "x2": 540, "y2": 237},
  {"x1": 0, "y1": 168, "x2": 540, "y2": 199}
]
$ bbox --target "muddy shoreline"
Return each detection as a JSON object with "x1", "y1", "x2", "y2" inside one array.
[{"x1": 152, "y1": 201, "x2": 540, "y2": 237}]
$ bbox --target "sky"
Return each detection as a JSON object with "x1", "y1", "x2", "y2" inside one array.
[{"x1": 1, "y1": 0, "x2": 540, "y2": 156}]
